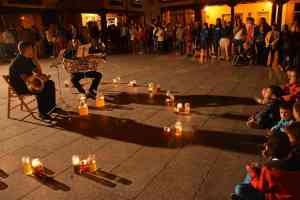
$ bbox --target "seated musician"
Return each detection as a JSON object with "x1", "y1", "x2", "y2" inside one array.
[
  {"x1": 9, "y1": 41, "x2": 58, "y2": 120},
  {"x1": 63, "y1": 40, "x2": 103, "y2": 99}
]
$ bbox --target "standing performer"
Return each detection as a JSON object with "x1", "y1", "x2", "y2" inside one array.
[
  {"x1": 9, "y1": 41, "x2": 58, "y2": 120},
  {"x1": 63, "y1": 40, "x2": 103, "y2": 99}
]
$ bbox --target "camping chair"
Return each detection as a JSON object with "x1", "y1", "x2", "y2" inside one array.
[{"x1": 2, "y1": 75, "x2": 38, "y2": 120}]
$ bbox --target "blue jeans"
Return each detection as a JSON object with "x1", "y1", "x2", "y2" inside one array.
[{"x1": 234, "y1": 174, "x2": 265, "y2": 200}]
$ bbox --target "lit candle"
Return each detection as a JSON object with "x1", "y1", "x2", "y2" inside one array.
[
  {"x1": 165, "y1": 98, "x2": 171, "y2": 105},
  {"x1": 156, "y1": 84, "x2": 161, "y2": 92},
  {"x1": 88, "y1": 155, "x2": 97, "y2": 173},
  {"x1": 175, "y1": 121, "x2": 183, "y2": 137},
  {"x1": 96, "y1": 94, "x2": 105, "y2": 108},
  {"x1": 176, "y1": 103, "x2": 183, "y2": 113},
  {"x1": 184, "y1": 103, "x2": 191, "y2": 114},
  {"x1": 79, "y1": 95, "x2": 88, "y2": 116},
  {"x1": 148, "y1": 82, "x2": 154, "y2": 92},
  {"x1": 72, "y1": 155, "x2": 80, "y2": 173},
  {"x1": 80, "y1": 160, "x2": 89, "y2": 174},
  {"x1": 170, "y1": 95, "x2": 175, "y2": 102},
  {"x1": 79, "y1": 102, "x2": 89, "y2": 116},
  {"x1": 128, "y1": 80, "x2": 137, "y2": 87},
  {"x1": 163, "y1": 126, "x2": 171, "y2": 135},
  {"x1": 31, "y1": 158, "x2": 44, "y2": 175},
  {"x1": 166, "y1": 90, "x2": 171, "y2": 97},
  {"x1": 22, "y1": 156, "x2": 33, "y2": 176}
]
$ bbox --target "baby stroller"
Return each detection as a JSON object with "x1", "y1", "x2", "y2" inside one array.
[{"x1": 232, "y1": 40, "x2": 255, "y2": 66}]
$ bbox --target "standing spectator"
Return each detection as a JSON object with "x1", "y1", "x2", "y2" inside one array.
[
  {"x1": 266, "y1": 24, "x2": 281, "y2": 84},
  {"x1": 2, "y1": 27, "x2": 17, "y2": 58},
  {"x1": 279, "y1": 24, "x2": 291, "y2": 70},
  {"x1": 156, "y1": 25, "x2": 165, "y2": 54},
  {"x1": 256, "y1": 17, "x2": 271, "y2": 65},
  {"x1": 212, "y1": 18, "x2": 222, "y2": 58},
  {"x1": 290, "y1": 19, "x2": 300, "y2": 67},
  {"x1": 184, "y1": 24, "x2": 193, "y2": 56},
  {"x1": 219, "y1": 21, "x2": 233, "y2": 61},
  {"x1": 192, "y1": 21, "x2": 201, "y2": 55},
  {"x1": 199, "y1": 23, "x2": 209, "y2": 64},
  {"x1": 45, "y1": 24, "x2": 57, "y2": 57},
  {"x1": 129, "y1": 24, "x2": 136, "y2": 54},
  {"x1": 120, "y1": 23, "x2": 129, "y2": 52},
  {"x1": 165, "y1": 23, "x2": 174, "y2": 52},
  {"x1": 175, "y1": 24, "x2": 184, "y2": 55}
]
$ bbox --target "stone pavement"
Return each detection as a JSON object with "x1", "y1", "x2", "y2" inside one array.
[{"x1": 0, "y1": 54, "x2": 271, "y2": 200}]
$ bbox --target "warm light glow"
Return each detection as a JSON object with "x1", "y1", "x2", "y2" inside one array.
[
  {"x1": 267, "y1": 1, "x2": 272, "y2": 7},
  {"x1": 31, "y1": 158, "x2": 42, "y2": 168},
  {"x1": 72, "y1": 155, "x2": 80, "y2": 166},
  {"x1": 204, "y1": 6, "x2": 208, "y2": 12}
]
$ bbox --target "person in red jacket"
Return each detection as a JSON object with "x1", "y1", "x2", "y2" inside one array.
[
  {"x1": 232, "y1": 122, "x2": 300, "y2": 200},
  {"x1": 231, "y1": 132, "x2": 291, "y2": 200},
  {"x1": 281, "y1": 68, "x2": 300, "y2": 103}
]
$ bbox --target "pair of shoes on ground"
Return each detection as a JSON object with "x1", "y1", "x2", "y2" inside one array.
[{"x1": 39, "y1": 107, "x2": 69, "y2": 121}]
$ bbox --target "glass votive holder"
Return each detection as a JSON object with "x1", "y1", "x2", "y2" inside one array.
[
  {"x1": 184, "y1": 103, "x2": 191, "y2": 114},
  {"x1": 22, "y1": 156, "x2": 33, "y2": 176}
]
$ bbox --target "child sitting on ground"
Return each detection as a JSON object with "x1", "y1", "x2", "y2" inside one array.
[
  {"x1": 293, "y1": 102, "x2": 300, "y2": 122},
  {"x1": 231, "y1": 133, "x2": 291, "y2": 200},
  {"x1": 281, "y1": 67, "x2": 300, "y2": 103},
  {"x1": 256, "y1": 68, "x2": 300, "y2": 105},
  {"x1": 247, "y1": 85, "x2": 283, "y2": 129},
  {"x1": 269, "y1": 103, "x2": 294, "y2": 136}
]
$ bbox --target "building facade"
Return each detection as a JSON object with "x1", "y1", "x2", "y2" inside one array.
[{"x1": 160, "y1": 0, "x2": 300, "y2": 26}]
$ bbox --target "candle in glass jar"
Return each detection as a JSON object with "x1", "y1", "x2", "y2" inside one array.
[
  {"x1": 96, "y1": 94, "x2": 105, "y2": 108},
  {"x1": 22, "y1": 156, "x2": 33, "y2": 176},
  {"x1": 163, "y1": 127, "x2": 171, "y2": 135},
  {"x1": 176, "y1": 103, "x2": 183, "y2": 112},
  {"x1": 156, "y1": 84, "x2": 161, "y2": 92},
  {"x1": 72, "y1": 155, "x2": 80, "y2": 173},
  {"x1": 128, "y1": 80, "x2": 137, "y2": 87},
  {"x1": 80, "y1": 160, "x2": 89, "y2": 174},
  {"x1": 148, "y1": 82, "x2": 154, "y2": 92},
  {"x1": 165, "y1": 98, "x2": 171, "y2": 105},
  {"x1": 184, "y1": 103, "x2": 191, "y2": 114},
  {"x1": 31, "y1": 158, "x2": 44, "y2": 175},
  {"x1": 79, "y1": 103, "x2": 89, "y2": 116},
  {"x1": 175, "y1": 121, "x2": 183, "y2": 137},
  {"x1": 89, "y1": 160, "x2": 97, "y2": 172}
]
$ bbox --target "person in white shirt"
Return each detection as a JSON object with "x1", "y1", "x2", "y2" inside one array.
[{"x1": 155, "y1": 25, "x2": 165, "y2": 54}]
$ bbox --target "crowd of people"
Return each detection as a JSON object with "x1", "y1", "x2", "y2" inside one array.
[
  {"x1": 230, "y1": 67, "x2": 300, "y2": 200},
  {"x1": 1, "y1": 17, "x2": 300, "y2": 69}
]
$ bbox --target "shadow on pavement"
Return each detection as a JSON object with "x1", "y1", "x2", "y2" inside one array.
[
  {"x1": 54, "y1": 112, "x2": 264, "y2": 154},
  {"x1": 105, "y1": 92, "x2": 257, "y2": 108},
  {"x1": 0, "y1": 181, "x2": 8, "y2": 190},
  {"x1": 54, "y1": 113, "x2": 168, "y2": 147},
  {"x1": 0, "y1": 169, "x2": 9, "y2": 179},
  {"x1": 80, "y1": 172, "x2": 116, "y2": 188},
  {"x1": 31, "y1": 174, "x2": 70, "y2": 191},
  {"x1": 193, "y1": 129, "x2": 266, "y2": 155}
]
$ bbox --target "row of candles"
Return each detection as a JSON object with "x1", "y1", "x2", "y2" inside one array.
[
  {"x1": 22, "y1": 155, "x2": 98, "y2": 176},
  {"x1": 79, "y1": 94, "x2": 105, "y2": 116}
]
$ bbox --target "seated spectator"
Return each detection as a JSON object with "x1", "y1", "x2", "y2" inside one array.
[
  {"x1": 231, "y1": 133, "x2": 291, "y2": 200},
  {"x1": 247, "y1": 85, "x2": 283, "y2": 129},
  {"x1": 251, "y1": 122, "x2": 300, "y2": 200},
  {"x1": 269, "y1": 103, "x2": 294, "y2": 135},
  {"x1": 281, "y1": 67, "x2": 300, "y2": 103},
  {"x1": 292, "y1": 102, "x2": 300, "y2": 122}
]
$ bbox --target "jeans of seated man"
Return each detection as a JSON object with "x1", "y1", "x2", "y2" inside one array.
[
  {"x1": 234, "y1": 174, "x2": 265, "y2": 200},
  {"x1": 71, "y1": 71, "x2": 102, "y2": 94}
]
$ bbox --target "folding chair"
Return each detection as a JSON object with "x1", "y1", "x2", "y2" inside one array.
[{"x1": 2, "y1": 75, "x2": 38, "y2": 120}]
